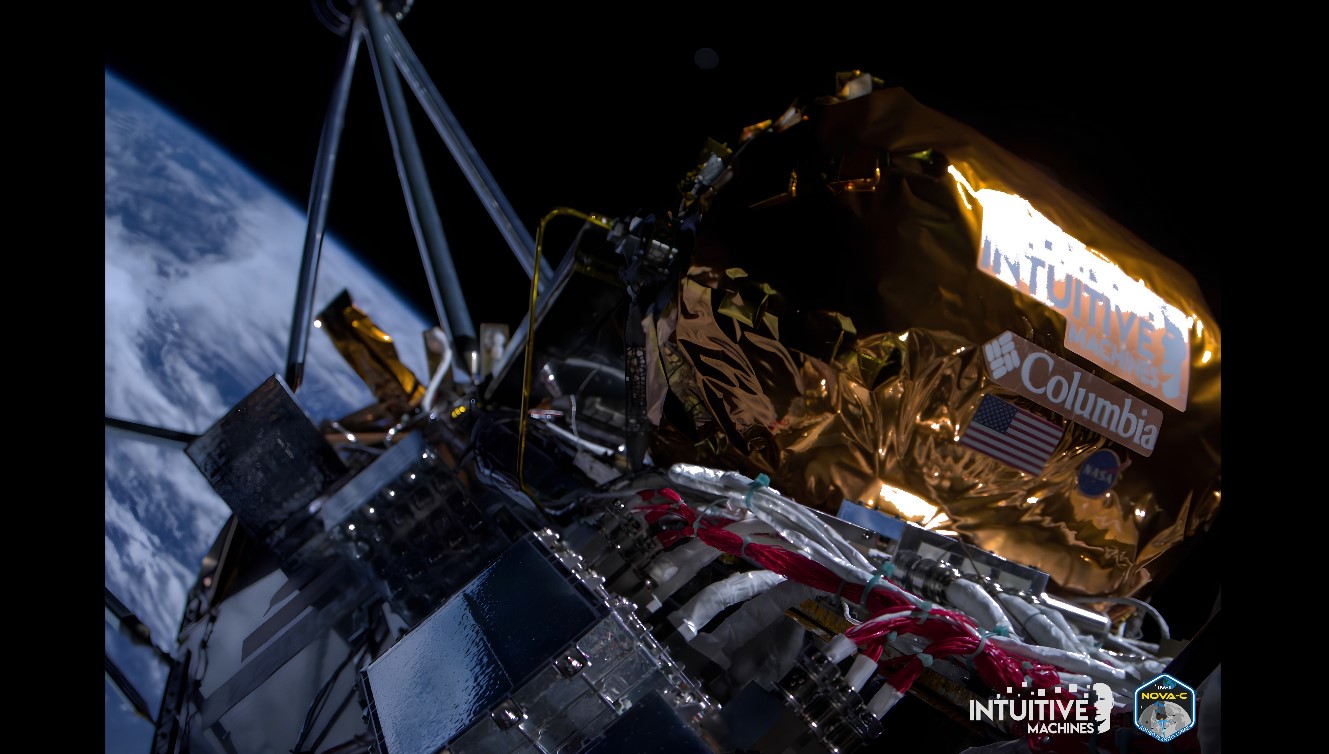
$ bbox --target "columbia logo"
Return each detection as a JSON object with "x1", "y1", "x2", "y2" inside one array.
[{"x1": 984, "y1": 331, "x2": 1020, "y2": 379}]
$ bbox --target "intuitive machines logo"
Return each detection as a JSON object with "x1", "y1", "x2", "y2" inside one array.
[
  {"x1": 970, "y1": 682, "x2": 1114, "y2": 735},
  {"x1": 1134, "y1": 674, "x2": 1195, "y2": 742},
  {"x1": 966, "y1": 182, "x2": 1193, "y2": 412}
]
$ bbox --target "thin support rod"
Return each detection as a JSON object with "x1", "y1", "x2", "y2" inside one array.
[
  {"x1": 106, "y1": 586, "x2": 174, "y2": 664},
  {"x1": 106, "y1": 652, "x2": 156, "y2": 724},
  {"x1": 362, "y1": 5, "x2": 476, "y2": 351},
  {"x1": 379, "y1": 16, "x2": 554, "y2": 288},
  {"x1": 285, "y1": 15, "x2": 364, "y2": 391},
  {"x1": 105, "y1": 417, "x2": 199, "y2": 446}
]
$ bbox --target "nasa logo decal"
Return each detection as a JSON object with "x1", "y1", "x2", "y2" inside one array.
[{"x1": 1077, "y1": 449, "x2": 1125, "y2": 496}]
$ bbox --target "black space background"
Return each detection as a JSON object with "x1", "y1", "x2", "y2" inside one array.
[
  {"x1": 103, "y1": 6, "x2": 1223, "y2": 644},
  {"x1": 104, "y1": 3, "x2": 1222, "y2": 329}
]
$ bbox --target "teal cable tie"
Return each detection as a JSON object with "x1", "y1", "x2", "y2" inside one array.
[
  {"x1": 744, "y1": 473, "x2": 771, "y2": 510},
  {"x1": 916, "y1": 652, "x2": 933, "y2": 668},
  {"x1": 860, "y1": 561, "x2": 895, "y2": 609},
  {"x1": 699, "y1": 499, "x2": 721, "y2": 519},
  {"x1": 887, "y1": 631, "x2": 898, "y2": 643},
  {"x1": 915, "y1": 601, "x2": 934, "y2": 623},
  {"x1": 740, "y1": 536, "x2": 753, "y2": 560},
  {"x1": 962, "y1": 629, "x2": 1001, "y2": 667}
]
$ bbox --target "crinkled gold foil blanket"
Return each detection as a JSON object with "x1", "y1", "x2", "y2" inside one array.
[{"x1": 649, "y1": 87, "x2": 1219, "y2": 598}]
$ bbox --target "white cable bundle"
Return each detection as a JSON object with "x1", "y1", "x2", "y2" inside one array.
[
  {"x1": 997, "y1": 593, "x2": 1079, "y2": 652},
  {"x1": 646, "y1": 518, "x2": 771, "y2": 609},
  {"x1": 418, "y1": 327, "x2": 454, "y2": 414},
  {"x1": 1091, "y1": 649, "x2": 1168, "y2": 688},
  {"x1": 668, "y1": 570, "x2": 787, "y2": 641},
  {"x1": 666, "y1": 464, "x2": 921, "y2": 609},
  {"x1": 662, "y1": 463, "x2": 1155, "y2": 694},
  {"x1": 988, "y1": 635, "x2": 1128, "y2": 685},
  {"x1": 695, "y1": 580, "x2": 820, "y2": 668},
  {"x1": 1037, "y1": 602, "x2": 1079, "y2": 645},
  {"x1": 667, "y1": 465, "x2": 871, "y2": 571},
  {"x1": 691, "y1": 581, "x2": 819, "y2": 669},
  {"x1": 645, "y1": 537, "x2": 712, "y2": 586},
  {"x1": 945, "y1": 580, "x2": 1014, "y2": 635}
]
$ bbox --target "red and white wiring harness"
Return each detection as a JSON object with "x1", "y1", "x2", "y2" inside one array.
[{"x1": 615, "y1": 463, "x2": 1154, "y2": 735}]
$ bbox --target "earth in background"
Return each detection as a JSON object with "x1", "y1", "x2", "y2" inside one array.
[{"x1": 105, "y1": 70, "x2": 433, "y2": 752}]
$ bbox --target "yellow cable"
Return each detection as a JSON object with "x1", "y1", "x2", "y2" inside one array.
[{"x1": 517, "y1": 208, "x2": 613, "y2": 503}]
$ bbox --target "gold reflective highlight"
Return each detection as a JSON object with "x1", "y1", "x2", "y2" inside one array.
[
  {"x1": 650, "y1": 86, "x2": 1219, "y2": 598},
  {"x1": 316, "y1": 290, "x2": 425, "y2": 417}
]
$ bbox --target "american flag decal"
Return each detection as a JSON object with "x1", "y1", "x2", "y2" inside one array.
[{"x1": 960, "y1": 394, "x2": 1064, "y2": 476}]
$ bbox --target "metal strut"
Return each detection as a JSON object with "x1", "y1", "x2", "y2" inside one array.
[
  {"x1": 285, "y1": 0, "x2": 553, "y2": 390},
  {"x1": 377, "y1": 17, "x2": 554, "y2": 288},
  {"x1": 363, "y1": 1, "x2": 477, "y2": 366},
  {"x1": 105, "y1": 416, "x2": 200, "y2": 446},
  {"x1": 284, "y1": 13, "x2": 364, "y2": 391}
]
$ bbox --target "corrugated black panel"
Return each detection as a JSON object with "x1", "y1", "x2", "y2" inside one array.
[
  {"x1": 186, "y1": 374, "x2": 347, "y2": 546},
  {"x1": 362, "y1": 536, "x2": 606, "y2": 754}
]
